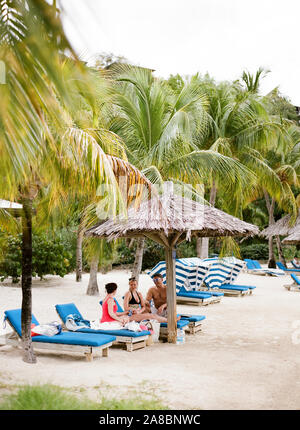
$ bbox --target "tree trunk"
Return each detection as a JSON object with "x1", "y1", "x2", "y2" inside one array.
[
  {"x1": 21, "y1": 197, "x2": 37, "y2": 364},
  {"x1": 165, "y1": 246, "x2": 177, "y2": 343},
  {"x1": 131, "y1": 238, "x2": 145, "y2": 282},
  {"x1": 196, "y1": 237, "x2": 202, "y2": 258},
  {"x1": 76, "y1": 227, "x2": 84, "y2": 282},
  {"x1": 199, "y1": 183, "x2": 217, "y2": 258},
  {"x1": 86, "y1": 255, "x2": 99, "y2": 296},
  {"x1": 268, "y1": 236, "x2": 276, "y2": 268},
  {"x1": 264, "y1": 191, "x2": 276, "y2": 269},
  {"x1": 276, "y1": 235, "x2": 286, "y2": 267}
]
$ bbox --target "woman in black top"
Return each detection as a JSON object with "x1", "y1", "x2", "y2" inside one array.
[{"x1": 123, "y1": 277, "x2": 146, "y2": 315}]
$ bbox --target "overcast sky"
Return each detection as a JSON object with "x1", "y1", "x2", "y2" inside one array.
[{"x1": 58, "y1": 0, "x2": 300, "y2": 105}]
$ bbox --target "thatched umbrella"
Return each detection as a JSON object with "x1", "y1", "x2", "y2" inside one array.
[
  {"x1": 86, "y1": 182, "x2": 259, "y2": 343},
  {"x1": 282, "y1": 232, "x2": 300, "y2": 245},
  {"x1": 261, "y1": 211, "x2": 300, "y2": 238}
]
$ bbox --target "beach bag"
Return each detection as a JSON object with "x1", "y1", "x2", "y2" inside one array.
[
  {"x1": 147, "y1": 320, "x2": 160, "y2": 342},
  {"x1": 124, "y1": 321, "x2": 143, "y2": 332},
  {"x1": 65, "y1": 314, "x2": 91, "y2": 331},
  {"x1": 31, "y1": 321, "x2": 62, "y2": 337}
]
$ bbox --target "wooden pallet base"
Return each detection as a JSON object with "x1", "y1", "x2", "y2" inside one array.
[{"x1": 4, "y1": 332, "x2": 111, "y2": 361}]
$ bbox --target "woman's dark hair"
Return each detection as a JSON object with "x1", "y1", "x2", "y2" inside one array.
[{"x1": 105, "y1": 283, "x2": 118, "y2": 294}]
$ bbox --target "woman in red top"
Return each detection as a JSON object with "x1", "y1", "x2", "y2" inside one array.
[{"x1": 101, "y1": 283, "x2": 130, "y2": 325}]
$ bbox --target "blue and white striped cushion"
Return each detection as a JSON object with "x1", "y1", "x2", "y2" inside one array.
[
  {"x1": 203, "y1": 257, "x2": 245, "y2": 287},
  {"x1": 147, "y1": 258, "x2": 210, "y2": 292}
]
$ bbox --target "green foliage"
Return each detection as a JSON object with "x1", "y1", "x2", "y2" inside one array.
[
  {"x1": 239, "y1": 243, "x2": 269, "y2": 260},
  {"x1": 0, "y1": 384, "x2": 167, "y2": 410},
  {"x1": 0, "y1": 232, "x2": 75, "y2": 283},
  {"x1": 115, "y1": 238, "x2": 198, "y2": 270}
]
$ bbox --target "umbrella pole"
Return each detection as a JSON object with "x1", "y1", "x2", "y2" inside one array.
[{"x1": 165, "y1": 246, "x2": 177, "y2": 343}]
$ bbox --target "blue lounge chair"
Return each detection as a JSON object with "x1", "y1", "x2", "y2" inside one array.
[
  {"x1": 56, "y1": 302, "x2": 151, "y2": 352},
  {"x1": 245, "y1": 259, "x2": 284, "y2": 276},
  {"x1": 99, "y1": 299, "x2": 204, "y2": 339},
  {"x1": 284, "y1": 274, "x2": 300, "y2": 291},
  {"x1": 4, "y1": 309, "x2": 115, "y2": 361},
  {"x1": 277, "y1": 261, "x2": 300, "y2": 273},
  {"x1": 291, "y1": 261, "x2": 300, "y2": 270},
  {"x1": 176, "y1": 286, "x2": 223, "y2": 305}
]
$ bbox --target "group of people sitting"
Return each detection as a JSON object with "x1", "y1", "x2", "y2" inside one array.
[{"x1": 100, "y1": 273, "x2": 179, "y2": 327}]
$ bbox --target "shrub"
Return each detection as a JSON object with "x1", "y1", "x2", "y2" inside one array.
[
  {"x1": 239, "y1": 243, "x2": 269, "y2": 260},
  {"x1": 0, "y1": 232, "x2": 74, "y2": 283}
]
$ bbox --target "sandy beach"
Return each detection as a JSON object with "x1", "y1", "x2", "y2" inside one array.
[{"x1": 0, "y1": 267, "x2": 300, "y2": 410}]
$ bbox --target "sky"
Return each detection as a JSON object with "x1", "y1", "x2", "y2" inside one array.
[{"x1": 58, "y1": 0, "x2": 300, "y2": 105}]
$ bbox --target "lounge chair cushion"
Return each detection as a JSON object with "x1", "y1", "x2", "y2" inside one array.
[
  {"x1": 216, "y1": 285, "x2": 249, "y2": 291},
  {"x1": 56, "y1": 303, "x2": 151, "y2": 338},
  {"x1": 160, "y1": 319, "x2": 190, "y2": 329},
  {"x1": 226, "y1": 284, "x2": 256, "y2": 290},
  {"x1": 291, "y1": 274, "x2": 300, "y2": 285},
  {"x1": 180, "y1": 315, "x2": 206, "y2": 322},
  {"x1": 245, "y1": 259, "x2": 256, "y2": 269},
  {"x1": 177, "y1": 290, "x2": 212, "y2": 299},
  {"x1": 177, "y1": 287, "x2": 212, "y2": 298},
  {"x1": 4, "y1": 309, "x2": 116, "y2": 346},
  {"x1": 277, "y1": 262, "x2": 300, "y2": 272}
]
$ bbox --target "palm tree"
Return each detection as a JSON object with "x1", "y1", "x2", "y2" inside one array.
[
  {"x1": 109, "y1": 66, "x2": 254, "y2": 275},
  {"x1": 193, "y1": 71, "x2": 294, "y2": 258},
  {"x1": 261, "y1": 125, "x2": 300, "y2": 267},
  {"x1": 0, "y1": 0, "x2": 153, "y2": 363}
]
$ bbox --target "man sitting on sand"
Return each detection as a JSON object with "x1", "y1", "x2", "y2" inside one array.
[{"x1": 145, "y1": 273, "x2": 168, "y2": 317}]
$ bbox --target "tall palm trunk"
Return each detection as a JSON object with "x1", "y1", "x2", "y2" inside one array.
[
  {"x1": 264, "y1": 191, "x2": 276, "y2": 269},
  {"x1": 276, "y1": 235, "x2": 286, "y2": 267},
  {"x1": 86, "y1": 254, "x2": 99, "y2": 296},
  {"x1": 196, "y1": 237, "x2": 202, "y2": 258},
  {"x1": 198, "y1": 182, "x2": 217, "y2": 258},
  {"x1": 76, "y1": 226, "x2": 84, "y2": 282},
  {"x1": 131, "y1": 238, "x2": 145, "y2": 282},
  {"x1": 20, "y1": 196, "x2": 36, "y2": 363}
]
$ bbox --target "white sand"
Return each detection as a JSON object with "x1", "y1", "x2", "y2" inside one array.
[{"x1": 1, "y1": 268, "x2": 300, "y2": 410}]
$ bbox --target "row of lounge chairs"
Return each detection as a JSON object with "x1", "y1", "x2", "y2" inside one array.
[
  {"x1": 245, "y1": 259, "x2": 285, "y2": 276},
  {"x1": 3, "y1": 300, "x2": 206, "y2": 360},
  {"x1": 245, "y1": 259, "x2": 300, "y2": 275},
  {"x1": 176, "y1": 281, "x2": 256, "y2": 306},
  {"x1": 245, "y1": 259, "x2": 300, "y2": 292}
]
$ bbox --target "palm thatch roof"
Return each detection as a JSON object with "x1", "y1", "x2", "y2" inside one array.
[
  {"x1": 282, "y1": 231, "x2": 300, "y2": 245},
  {"x1": 261, "y1": 211, "x2": 300, "y2": 238},
  {"x1": 86, "y1": 188, "x2": 259, "y2": 243}
]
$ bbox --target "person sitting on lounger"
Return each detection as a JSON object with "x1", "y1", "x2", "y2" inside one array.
[
  {"x1": 101, "y1": 283, "x2": 130, "y2": 326},
  {"x1": 145, "y1": 273, "x2": 168, "y2": 317},
  {"x1": 103, "y1": 282, "x2": 169, "y2": 325},
  {"x1": 123, "y1": 277, "x2": 146, "y2": 315}
]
